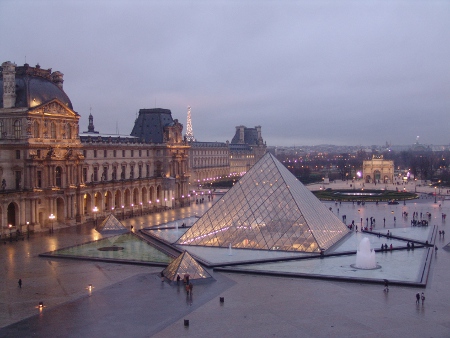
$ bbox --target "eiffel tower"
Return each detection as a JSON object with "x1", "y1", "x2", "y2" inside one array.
[{"x1": 185, "y1": 106, "x2": 195, "y2": 142}]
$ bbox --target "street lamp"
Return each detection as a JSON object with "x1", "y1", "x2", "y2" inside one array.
[
  {"x1": 131, "y1": 203, "x2": 134, "y2": 217},
  {"x1": 435, "y1": 186, "x2": 437, "y2": 203},
  {"x1": 93, "y1": 206, "x2": 98, "y2": 227},
  {"x1": 121, "y1": 205, "x2": 124, "y2": 220},
  {"x1": 26, "y1": 221, "x2": 29, "y2": 239},
  {"x1": 140, "y1": 202, "x2": 142, "y2": 216},
  {"x1": 49, "y1": 214, "x2": 55, "y2": 234},
  {"x1": 8, "y1": 224, "x2": 12, "y2": 242}
]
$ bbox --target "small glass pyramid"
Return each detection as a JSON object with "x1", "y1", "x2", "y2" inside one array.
[
  {"x1": 96, "y1": 214, "x2": 129, "y2": 234},
  {"x1": 177, "y1": 153, "x2": 349, "y2": 252},
  {"x1": 163, "y1": 251, "x2": 212, "y2": 281}
]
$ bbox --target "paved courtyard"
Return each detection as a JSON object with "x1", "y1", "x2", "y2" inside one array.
[{"x1": 1, "y1": 181, "x2": 450, "y2": 337}]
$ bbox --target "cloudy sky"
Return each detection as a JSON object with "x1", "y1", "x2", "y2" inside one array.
[{"x1": 2, "y1": 1, "x2": 449, "y2": 146}]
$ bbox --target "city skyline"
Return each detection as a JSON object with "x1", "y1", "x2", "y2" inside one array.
[{"x1": 2, "y1": 1, "x2": 449, "y2": 147}]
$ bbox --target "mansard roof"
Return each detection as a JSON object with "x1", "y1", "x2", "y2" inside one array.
[{"x1": 130, "y1": 108, "x2": 174, "y2": 143}]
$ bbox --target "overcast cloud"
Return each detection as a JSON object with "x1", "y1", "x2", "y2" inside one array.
[{"x1": 1, "y1": 0, "x2": 449, "y2": 146}]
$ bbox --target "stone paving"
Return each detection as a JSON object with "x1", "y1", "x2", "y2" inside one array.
[{"x1": 1, "y1": 182, "x2": 450, "y2": 337}]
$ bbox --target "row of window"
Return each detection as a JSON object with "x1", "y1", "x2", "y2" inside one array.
[
  {"x1": 83, "y1": 163, "x2": 163, "y2": 182},
  {"x1": 193, "y1": 150, "x2": 228, "y2": 155},
  {"x1": 32, "y1": 120, "x2": 75, "y2": 139},
  {"x1": 84, "y1": 149, "x2": 163, "y2": 158},
  {"x1": 0, "y1": 120, "x2": 21, "y2": 139}
]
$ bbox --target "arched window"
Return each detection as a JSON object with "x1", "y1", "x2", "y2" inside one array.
[
  {"x1": 51, "y1": 122, "x2": 56, "y2": 139},
  {"x1": 14, "y1": 120, "x2": 21, "y2": 139},
  {"x1": 55, "y1": 166, "x2": 62, "y2": 187},
  {"x1": 33, "y1": 121, "x2": 40, "y2": 138}
]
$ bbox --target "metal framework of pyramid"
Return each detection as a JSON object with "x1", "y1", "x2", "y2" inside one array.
[
  {"x1": 177, "y1": 153, "x2": 349, "y2": 253},
  {"x1": 162, "y1": 251, "x2": 212, "y2": 282},
  {"x1": 95, "y1": 214, "x2": 129, "y2": 234}
]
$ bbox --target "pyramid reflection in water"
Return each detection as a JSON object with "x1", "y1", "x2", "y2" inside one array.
[{"x1": 177, "y1": 153, "x2": 349, "y2": 253}]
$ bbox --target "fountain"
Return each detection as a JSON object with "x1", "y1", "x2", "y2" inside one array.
[
  {"x1": 353, "y1": 237, "x2": 379, "y2": 269},
  {"x1": 228, "y1": 243, "x2": 233, "y2": 256}
]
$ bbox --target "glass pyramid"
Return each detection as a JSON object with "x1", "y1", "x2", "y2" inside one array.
[
  {"x1": 177, "y1": 153, "x2": 349, "y2": 253},
  {"x1": 163, "y1": 251, "x2": 212, "y2": 281},
  {"x1": 96, "y1": 214, "x2": 129, "y2": 234}
]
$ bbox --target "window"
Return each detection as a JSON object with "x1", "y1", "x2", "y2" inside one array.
[
  {"x1": 113, "y1": 150, "x2": 116, "y2": 158},
  {"x1": 93, "y1": 167, "x2": 98, "y2": 181},
  {"x1": 102, "y1": 166, "x2": 108, "y2": 181},
  {"x1": 83, "y1": 150, "x2": 87, "y2": 158},
  {"x1": 14, "y1": 120, "x2": 21, "y2": 139},
  {"x1": 147, "y1": 149, "x2": 149, "y2": 156},
  {"x1": 122, "y1": 150, "x2": 125, "y2": 157},
  {"x1": 94, "y1": 150, "x2": 97, "y2": 158},
  {"x1": 83, "y1": 168, "x2": 87, "y2": 182},
  {"x1": 104, "y1": 150, "x2": 107, "y2": 158},
  {"x1": 112, "y1": 167, "x2": 117, "y2": 180},
  {"x1": 15, "y1": 171, "x2": 21, "y2": 189},
  {"x1": 37, "y1": 149, "x2": 41, "y2": 158},
  {"x1": 55, "y1": 167, "x2": 62, "y2": 187},
  {"x1": 50, "y1": 122, "x2": 56, "y2": 139},
  {"x1": 138, "y1": 165, "x2": 142, "y2": 178},
  {"x1": 37, "y1": 170, "x2": 42, "y2": 188},
  {"x1": 139, "y1": 150, "x2": 142, "y2": 157},
  {"x1": 121, "y1": 165, "x2": 126, "y2": 179},
  {"x1": 130, "y1": 165, "x2": 134, "y2": 179},
  {"x1": 66, "y1": 123, "x2": 72, "y2": 139},
  {"x1": 34, "y1": 122, "x2": 40, "y2": 138},
  {"x1": 131, "y1": 150, "x2": 134, "y2": 157},
  {"x1": 146, "y1": 164, "x2": 150, "y2": 177},
  {"x1": 15, "y1": 150, "x2": 20, "y2": 159}
]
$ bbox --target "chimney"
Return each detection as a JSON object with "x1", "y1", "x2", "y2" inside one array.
[
  {"x1": 51, "y1": 71, "x2": 64, "y2": 90},
  {"x1": 236, "y1": 125, "x2": 245, "y2": 144},
  {"x1": 2, "y1": 61, "x2": 17, "y2": 108}
]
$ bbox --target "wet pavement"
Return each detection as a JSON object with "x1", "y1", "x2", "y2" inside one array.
[{"x1": 1, "y1": 183, "x2": 450, "y2": 337}]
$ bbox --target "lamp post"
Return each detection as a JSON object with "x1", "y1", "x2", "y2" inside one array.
[
  {"x1": 93, "y1": 206, "x2": 98, "y2": 227},
  {"x1": 140, "y1": 202, "x2": 142, "y2": 216},
  {"x1": 49, "y1": 214, "x2": 55, "y2": 234},
  {"x1": 26, "y1": 221, "x2": 29, "y2": 239},
  {"x1": 8, "y1": 224, "x2": 12, "y2": 242},
  {"x1": 131, "y1": 203, "x2": 134, "y2": 217},
  {"x1": 121, "y1": 205, "x2": 124, "y2": 220},
  {"x1": 435, "y1": 186, "x2": 437, "y2": 203}
]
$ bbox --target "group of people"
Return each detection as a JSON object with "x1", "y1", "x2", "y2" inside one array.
[{"x1": 175, "y1": 273, "x2": 194, "y2": 296}]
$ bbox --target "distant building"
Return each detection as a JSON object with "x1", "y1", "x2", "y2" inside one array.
[
  {"x1": 187, "y1": 125, "x2": 267, "y2": 188},
  {"x1": 363, "y1": 155, "x2": 394, "y2": 183},
  {"x1": 229, "y1": 125, "x2": 266, "y2": 175}
]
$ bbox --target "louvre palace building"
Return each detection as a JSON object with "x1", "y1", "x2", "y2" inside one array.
[{"x1": 0, "y1": 61, "x2": 265, "y2": 236}]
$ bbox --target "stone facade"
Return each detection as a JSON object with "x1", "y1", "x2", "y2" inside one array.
[
  {"x1": 188, "y1": 141, "x2": 230, "y2": 188},
  {"x1": 363, "y1": 155, "x2": 394, "y2": 183}
]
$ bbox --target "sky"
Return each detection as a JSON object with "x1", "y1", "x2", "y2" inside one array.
[{"x1": 1, "y1": 0, "x2": 450, "y2": 147}]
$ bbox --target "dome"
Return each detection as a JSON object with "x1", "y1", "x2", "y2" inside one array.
[{"x1": 0, "y1": 63, "x2": 73, "y2": 110}]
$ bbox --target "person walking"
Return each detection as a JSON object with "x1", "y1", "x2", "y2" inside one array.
[
  {"x1": 416, "y1": 293, "x2": 420, "y2": 304},
  {"x1": 421, "y1": 292, "x2": 425, "y2": 305},
  {"x1": 18, "y1": 279, "x2": 22, "y2": 288},
  {"x1": 188, "y1": 283, "x2": 193, "y2": 296}
]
